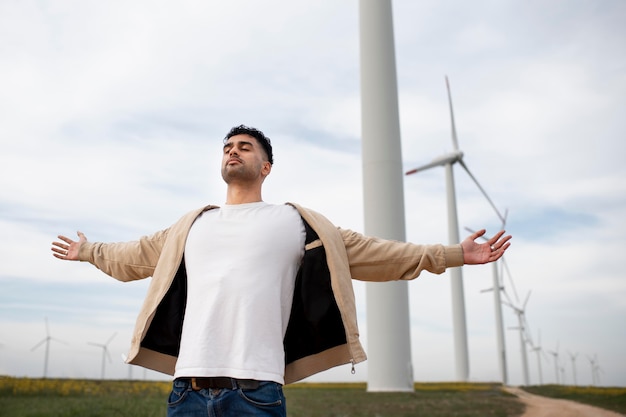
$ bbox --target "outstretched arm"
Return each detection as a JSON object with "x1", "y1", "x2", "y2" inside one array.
[
  {"x1": 461, "y1": 229, "x2": 511, "y2": 265},
  {"x1": 51, "y1": 231, "x2": 87, "y2": 261}
]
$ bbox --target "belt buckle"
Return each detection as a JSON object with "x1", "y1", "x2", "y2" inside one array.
[{"x1": 190, "y1": 378, "x2": 202, "y2": 391}]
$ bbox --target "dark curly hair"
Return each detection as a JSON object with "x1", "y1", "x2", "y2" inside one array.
[{"x1": 224, "y1": 125, "x2": 274, "y2": 165}]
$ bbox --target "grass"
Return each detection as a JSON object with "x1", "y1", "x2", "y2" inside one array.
[
  {"x1": 523, "y1": 384, "x2": 626, "y2": 415},
  {"x1": 286, "y1": 382, "x2": 523, "y2": 417},
  {"x1": 1, "y1": 376, "x2": 623, "y2": 417},
  {"x1": 0, "y1": 377, "x2": 523, "y2": 417},
  {"x1": 0, "y1": 377, "x2": 169, "y2": 417}
]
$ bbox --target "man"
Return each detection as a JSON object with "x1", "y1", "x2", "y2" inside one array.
[{"x1": 52, "y1": 125, "x2": 511, "y2": 417}]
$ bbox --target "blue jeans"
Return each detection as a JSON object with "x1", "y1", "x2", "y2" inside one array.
[{"x1": 167, "y1": 379, "x2": 287, "y2": 417}]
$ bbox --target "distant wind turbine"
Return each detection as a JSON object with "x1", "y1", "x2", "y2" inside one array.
[
  {"x1": 567, "y1": 351, "x2": 579, "y2": 386},
  {"x1": 89, "y1": 332, "x2": 117, "y2": 380},
  {"x1": 548, "y1": 342, "x2": 561, "y2": 384},
  {"x1": 406, "y1": 76, "x2": 506, "y2": 381},
  {"x1": 529, "y1": 329, "x2": 547, "y2": 385},
  {"x1": 587, "y1": 354, "x2": 602, "y2": 386},
  {"x1": 503, "y1": 291, "x2": 532, "y2": 385},
  {"x1": 30, "y1": 317, "x2": 67, "y2": 378}
]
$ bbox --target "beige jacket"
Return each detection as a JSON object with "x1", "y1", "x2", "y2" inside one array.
[{"x1": 78, "y1": 203, "x2": 464, "y2": 384}]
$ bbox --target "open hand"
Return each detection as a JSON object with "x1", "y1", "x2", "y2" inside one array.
[
  {"x1": 461, "y1": 229, "x2": 511, "y2": 265},
  {"x1": 51, "y1": 231, "x2": 87, "y2": 261}
]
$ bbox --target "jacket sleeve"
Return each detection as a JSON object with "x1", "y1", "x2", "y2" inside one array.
[
  {"x1": 339, "y1": 228, "x2": 464, "y2": 282},
  {"x1": 77, "y1": 229, "x2": 169, "y2": 282}
]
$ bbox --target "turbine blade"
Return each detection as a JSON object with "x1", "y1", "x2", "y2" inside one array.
[
  {"x1": 458, "y1": 159, "x2": 506, "y2": 224},
  {"x1": 501, "y1": 287, "x2": 514, "y2": 305},
  {"x1": 523, "y1": 291, "x2": 532, "y2": 309},
  {"x1": 31, "y1": 339, "x2": 47, "y2": 351},
  {"x1": 445, "y1": 76, "x2": 460, "y2": 151},
  {"x1": 51, "y1": 337, "x2": 68, "y2": 345},
  {"x1": 501, "y1": 299, "x2": 516, "y2": 311},
  {"x1": 502, "y1": 258, "x2": 520, "y2": 303},
  {"x1": 105, "y1": 332, "x2": 117, "y2": 346}
]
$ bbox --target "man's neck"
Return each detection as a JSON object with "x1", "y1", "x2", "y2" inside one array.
[{"x1": 225, "y1": 186, "x2": 263, "y2": 205}]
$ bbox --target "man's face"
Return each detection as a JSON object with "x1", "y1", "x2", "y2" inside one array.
[{"x1": 221, "y1": 134, "x2": 271, "y2": 184}]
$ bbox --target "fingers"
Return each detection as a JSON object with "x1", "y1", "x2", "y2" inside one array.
[
  {"x1": 471, "y1": 229, "x2": 487, "y2": 240},
  {"x1": 487, "y1": 230, "x2": 511, "y2": 249},
  {"x1": 51, "y1": 231, "x2": 85, "y2": 261},
  {"x1": 51, "y1": 248, "x2": 69, "y2": 259},
  {"x1": 489, "y1": 244, "x2": 509, "y2": 262},
  {"x1": 51, "y1": 246, "x2": 66, "y2": 256},
  {"x1": 51, "y1": 244, "x2": 71, "y2": 260},
  {"x1": 489, "y1": 239, "x2": 511, "y2": 261},
  {"x1": 55, "y1": 235, "x2": 75, "y2": 248},
  {"x1": 52, "y1": 238, "x2": 69, "y2": 251},
  {"x1": 487, "y1": 230, "x2": 505, "y2": 244}
]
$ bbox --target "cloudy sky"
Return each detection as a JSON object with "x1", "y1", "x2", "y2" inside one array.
[{"x1": 1, "y1": 0, "x2": 624, "y2": 387}]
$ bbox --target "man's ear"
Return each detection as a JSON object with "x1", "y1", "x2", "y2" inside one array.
[{"x1": 261, "y1": 161, "x2": 272, "y2": 177}]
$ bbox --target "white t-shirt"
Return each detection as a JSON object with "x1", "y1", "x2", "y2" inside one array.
[{"x1": 174, "y1": 202, "x2": 306, "y2": 384}]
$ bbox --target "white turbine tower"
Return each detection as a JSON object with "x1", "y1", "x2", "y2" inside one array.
[
  {"x1": 406, "y1": 77, "x2": 506, "y2": 381},
  {"x1": 548, "y1": 342, "x2": 561, "y2": 384},
  {"x1": 503, "y1": 292, "x2": 531, "y2": 385},
  {"x1": 360, "y1": 0, "x2": 413, "y2": 391},
  {"x1": 30, "y1": 317, "x2": 66, "y2": 378},
  {"x1": 567, "y1": 351, "x2": 579, "y2": 386},
  {"x1": 89, "y1": 332, "x2": 117, "y2": 380}
]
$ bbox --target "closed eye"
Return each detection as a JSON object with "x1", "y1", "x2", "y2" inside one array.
[{"x1": 224, "y1": 140, "x2": 254, "y2": 154}]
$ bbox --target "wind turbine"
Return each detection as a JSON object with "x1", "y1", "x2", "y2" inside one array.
[
  {"x1": 466, "y1": 224, "x2": 509, "y2": 385},
  {"x1": 587, "y1": 354, "x2": 602, "y2": 386},
  {"x1": 568, "y1": 351, "x2": 579, "y2": 386},
  {"x1": 406, "y1": 76, "x2": 506, "y2": 381},
  {"x1": 529, "y1": 329, "x2": 547, "y2": 385},
  {"x1": 89, "y1": 332, "x2": 117, "y2": 380},
  {"x1": 548, "y1": 342, "x2": 561, "y2": 384},
  {"x1": 587, "y1": 355, "x2": 596, "y2": 385},
  {"x1": 30, "y1": 317, "x2": 66, "y2": 378},
  {"x1": 503, "y1": 291, "x2": 531, "y2": 385}
]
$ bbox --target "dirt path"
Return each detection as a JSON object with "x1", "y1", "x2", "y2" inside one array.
[{"x1": 505, "y1": 387, "x2": 624, "y2": 417}]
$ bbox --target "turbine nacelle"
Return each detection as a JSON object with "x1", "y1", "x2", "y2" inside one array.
[{"x1": 405, "y1": 150, "x2": 464, "y2": 175}]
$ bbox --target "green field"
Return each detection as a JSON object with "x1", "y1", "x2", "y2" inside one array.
[{"x1": 1, "y1": 377, "x2": 624, "y2": 417}]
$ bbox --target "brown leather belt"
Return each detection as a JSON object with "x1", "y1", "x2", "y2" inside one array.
[{"x1": 178, "y1": 377, "x2": 261, "y2": 390}]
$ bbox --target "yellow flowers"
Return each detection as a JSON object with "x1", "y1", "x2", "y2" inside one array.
[
  {"x1": 0, "y1": 376, "x2": 171, "y2": 397},
  {"x1": 413, "y1": 382, "x2": 498, "y2": 392},
  {"x1": 562, "y1": 386, "x2": 626, "y2": 396}
]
